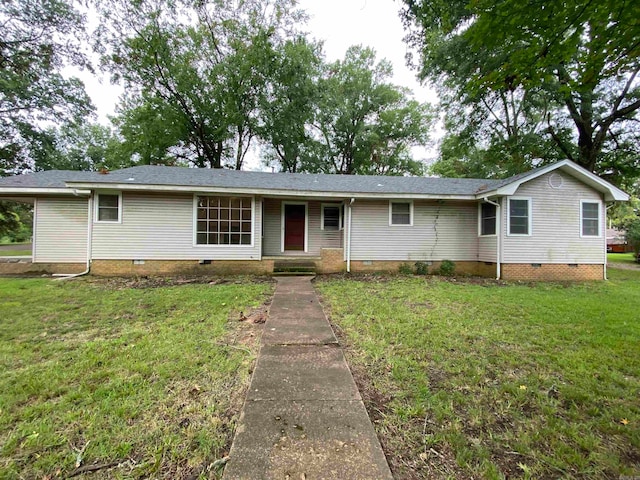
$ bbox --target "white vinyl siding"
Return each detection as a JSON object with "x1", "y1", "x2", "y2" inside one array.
[
  {"x1": 92, "y1": 192, "x2": 261, "y2": 260},
  {"x1": 350, "y1": 200, "x2": 478, "y2": 261},
  {"x1": 502, "y1": 172, "x2": 604, "y2": 264},
  {"x1": 478, "y1": 236, "x2": 497, "y2": 262},
  {"x1": 34, "y1": 197, "x2": 88, "y2": 263},
  {"x1": 262, "y1": 198, "x2": 343, "y2": 256}
]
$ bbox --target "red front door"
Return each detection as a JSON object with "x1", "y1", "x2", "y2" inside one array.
[{"x1": 284, "y1": 204, "x2": 305, "y2": 251}]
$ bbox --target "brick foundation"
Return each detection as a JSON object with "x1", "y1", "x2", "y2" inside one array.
[
  {"x1": 501, "y1": 263, "x2": 604, "y2": 281},
  {"x1": 0, "y1": 261, "x2": 86, "y2": 275},
  {"x1": 90, "y1": 259, "x2": 274, "y2": 276},
  {"x1": 318, "y1": 248, "x2": 346, "y2": 274},
  {"x1": 349, "y1": 260, "x2": 495, "y2": 277}
]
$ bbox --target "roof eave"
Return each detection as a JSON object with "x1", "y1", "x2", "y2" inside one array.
[
  {"x1": 0, "y1": 187, "x2": 91, "y2": 196},
  {"x1": 63, "y1": 181, "x2": 479, "y2": 200}
]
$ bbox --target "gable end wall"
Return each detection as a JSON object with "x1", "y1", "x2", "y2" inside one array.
[{"x1": 502, "y1": 171, "x2": 605, "y2": 264}]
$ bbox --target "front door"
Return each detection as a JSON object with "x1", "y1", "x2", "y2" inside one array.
[{"x1": 284, "y1": 204, "x2": 305, "y2": 251}]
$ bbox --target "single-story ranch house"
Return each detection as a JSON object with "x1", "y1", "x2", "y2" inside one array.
[{"x1": 0, "y1": 159, "x2": 629, "y2": 280}]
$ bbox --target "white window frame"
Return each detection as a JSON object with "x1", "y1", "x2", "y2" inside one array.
[
  {"x1": 281, "y1": 201, "x2": 309, "y2": 253},
  {"x1": 478, "y1": 202, "x2": 497, "y2": 237},
  {"x1": 321, "y1": 203, "x2": 343, "y2": 231},
  {"x1": 389, "y1": 200, "x2": 414, "y2": 227},
  {"x1": 580, "y1": 199, "x2": 602, "y2": 238},
  {"x1": 94, "y1": 191, "x2": 122, "y2": 224},
  {"x1": 506, "y1": 197, "x2": 532, "y2": 236},
  {"x1": 192, "y1": 194, "x2": 255, "y2": 247}
]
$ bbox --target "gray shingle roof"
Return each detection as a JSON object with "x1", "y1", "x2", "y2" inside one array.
[
  {"x1": 0, "y1": 170, "x2": 100, "y2": 189},
  {"x1": 0, "y1": 166, "x2": 504, "y2": 196}
]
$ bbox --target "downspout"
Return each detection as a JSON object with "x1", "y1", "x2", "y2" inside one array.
[
  {"x1": 483, "y1": 197, "x2": 501, "y2": 280},
  {"x1": 53, "y1": 191, "x2": 93, "y2": 279},
  {"x1": 347, "y1": 198, "x2": 355, "y2": 273},
  {"x1": 604, "y1": 203, "x2": 614, "y2": 280}
]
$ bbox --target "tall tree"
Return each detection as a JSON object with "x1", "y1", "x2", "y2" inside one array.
[
  {"x1": 402, "y1": 0, "x2": 640, "y2": 183},
  {"x1": 310, "y1": 46, "x2": 433, "y2": 175},
  {"x1": 96, "y1": 0, "x2": 302, "y2": 169},
  {"x1": 0, "y1": 0, "x2": 93, "y2": 175},
  {"x1": 258, "y1": 38, "x2": 323, "y2": 173}
]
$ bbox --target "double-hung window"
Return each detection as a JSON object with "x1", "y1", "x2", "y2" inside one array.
[
  {"x1": 581, "y1": 201, "x2": 601, "y2": 237},
  {"x1": 479, "y1": 202, "x2": 497, "y2": 236},
  {"x1": 508, "y1": 198, "x2": 531, "y2": 235},
  {"x1": 322, "y1": 204, "x2": 341, "y2": 231},
  {"x1": 96, "y1": 193, "x2": 121, "y2": 222},
  {"x1": 390, "y1": 201, "x2": 412, "y2": 226},
  {"x1": 196, "y1": 196, "x2": 252, "y2": 245}
]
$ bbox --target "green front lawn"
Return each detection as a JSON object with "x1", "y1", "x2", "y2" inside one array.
[
  {"x1": 608, "y1": 252, "x2": 637, "y2": 264},
  {"x1": 0, "y1": 249, "x2": 31, "y2": 256},
  {"x1": 0, "y1": 277, "x2": 273, "y2": 479},
  {"x1": 317, "y1": 270, "x2": 640, "y2": 479}
]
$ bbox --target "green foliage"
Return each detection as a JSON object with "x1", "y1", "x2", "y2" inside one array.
[
  {"x1": 96, "y1": 0, "x2": 302, "y2": 169},
  {"x1": 258, "y1": 38, "x2": 323, "y2": 172},
  {"x1": 310, "y1": 46, "x2": 433, "y2": 175},
  {"x1": 0, "y1": 201, "x2": 32, "y2": 242},
  {"x1": 415, "y1": 261, "x2": 429, "y2": 275},
  {"x1": 398, "y1": 263, "x2": 414, "y2": 275},
  {"x1": 0, "y1": 0, "x2": 94, "y2": 174},
  {"x1": 626, "y1": 219, "x2": 640, "y2": 256},
  {"x1": 402, "y1": 0, "x2": 640, "y2": 184},
  {"x1": 438, "y1": 260, "x2": 455, "y2": 276},
  {"x1": 36, "y1": 123, "x2": 128, "y2": 172}
]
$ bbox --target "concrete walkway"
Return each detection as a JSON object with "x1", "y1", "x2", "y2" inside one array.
[{"x1": 223, "y1": 276, "x2": 393, "y2": 480}]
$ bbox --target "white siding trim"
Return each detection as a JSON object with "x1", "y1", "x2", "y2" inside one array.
[
  {"x1": 579, "y1": 199, "x2": 602, "y2": 238},
  {"x1": 320, "y1": 203, "x2": 342, "y2": 231},
  {"x1": 94, "y1": 191, "x2": 122, "y2": 224},
  {"x1": 280, "y1": 201, "x2": 308, "y2": 253},
  {"x1": 389, "y1": 200, "x2": 414, "y2": 226},
  {"x1": 191, "y1": 194, "x2": 256, "y2": 248},
  {"x1": 32, "y1": 198, "x2": 38, "y2": 262},
  {"x1": 506, "y1": 197, "x2": 532, "y2": 237}
]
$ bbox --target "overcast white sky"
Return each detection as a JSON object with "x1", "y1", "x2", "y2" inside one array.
[{"x1": 76, "y1": 0, "x2": 439, "y2": 169}]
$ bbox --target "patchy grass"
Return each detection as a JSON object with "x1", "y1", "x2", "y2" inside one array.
[
  {"x1": 316, "y1": 270, "x2": 640, "y2": 479},
  {"x1": 0, "y1": 277, "x2": 273, "y2": 480},
  {"x1": 608, "y1": 252, "x2": 637, "y2": 264}
]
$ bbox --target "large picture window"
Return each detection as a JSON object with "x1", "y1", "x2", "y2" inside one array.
[
  {"x1": 508, "y1": 198, "x2": 531, "y2": 235},
  {"x1": 196, "y1": 196, "x2": 252, "y2": 245},
  {"x1": 581, "y1": 201, "x2": 601, "y2": 237},
  {"x1": 480, "y1": 202, "x2": 496, "y2": 236}
]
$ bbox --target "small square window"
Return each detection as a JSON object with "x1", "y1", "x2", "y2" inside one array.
[
  {"x1": 97, "y1": 194, "x2": 120, "y2": 222},
  {"x1": 322, "y1": 205, "x2": 341, "y2": 231},
  {"x1": 390, "y1": 202, "x2": 412, "y2": 226}
]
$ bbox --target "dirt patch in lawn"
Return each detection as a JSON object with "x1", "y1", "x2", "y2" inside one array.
[{"x1": 87, "y1": 275, "x2": 274, "y2": 290}]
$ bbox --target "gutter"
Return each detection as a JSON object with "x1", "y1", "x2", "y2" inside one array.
[
  {"x1": 53, "y1": 192, "x2": 93, "y2": 280},
  {"x1": 347, "y1": 198, "x2": 354, "y2": 273},
  {"x1": 483, "y1": 197, "x2": 501, "y2": 280}
]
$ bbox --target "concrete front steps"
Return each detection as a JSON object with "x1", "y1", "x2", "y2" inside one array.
[{"x1": 272, "y1": 258, "x2": 318, "y2": 276}]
